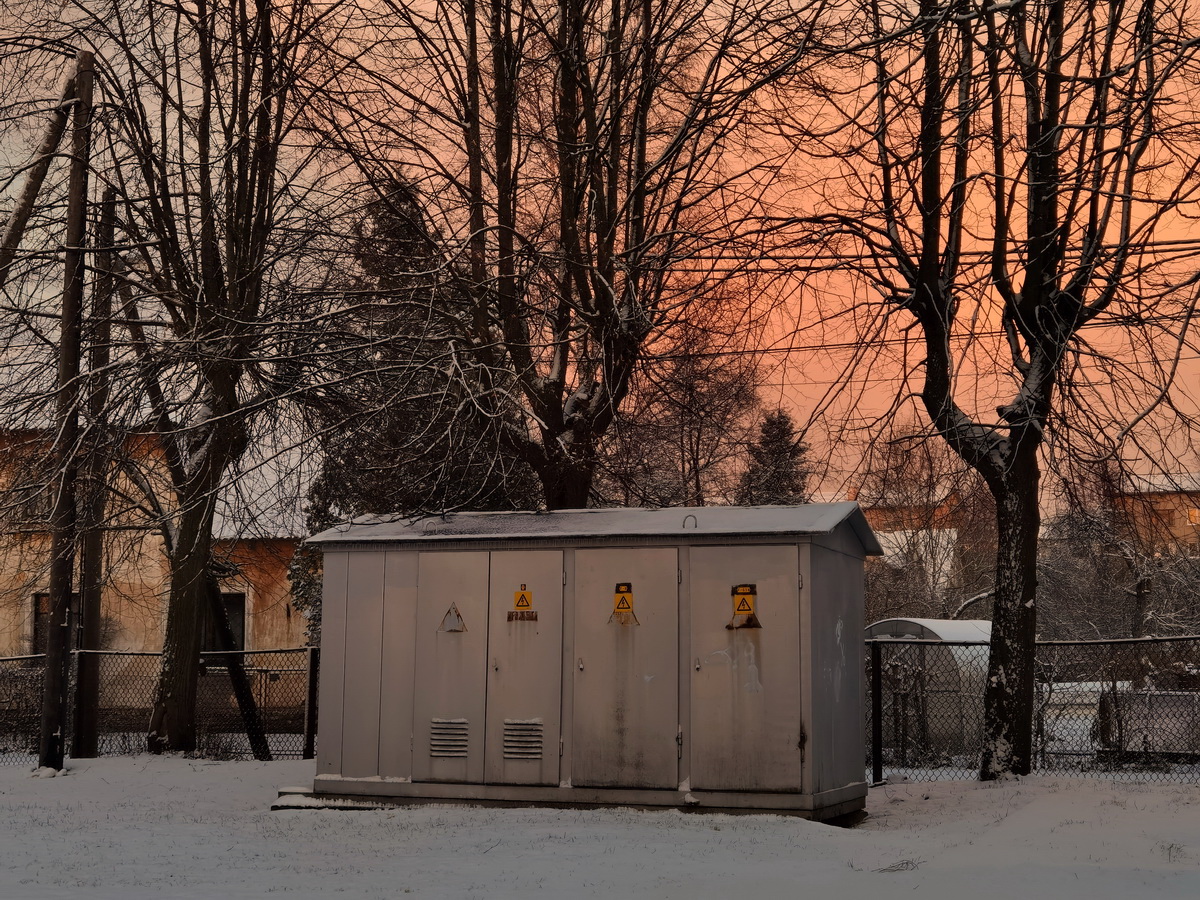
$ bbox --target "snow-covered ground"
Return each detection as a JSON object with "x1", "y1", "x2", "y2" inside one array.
[{"x1": 1, "y1": 758, "x2": 1198, "y2": 898}]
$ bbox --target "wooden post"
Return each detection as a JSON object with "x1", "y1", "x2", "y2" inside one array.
[
  {"x1": 72, "y1": 188, "x2": 116, "y2": 758},
  {"x1": 39, "y1": 51, "x2": 94, "y2": 770}
]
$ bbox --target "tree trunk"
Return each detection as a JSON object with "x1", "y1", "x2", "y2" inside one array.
[
  {"x1": 147, "y1": 500, "x2": 215, "y2": 753},
  {"x1": 980, "y1": 461, "x2": 1041, "y2": 779},
  {"x1": 148, "y1": 407, "x2": 246, "y2": 752},
  {"x1": 539, "y1": 447, "x2": 594, "y2": 510}
]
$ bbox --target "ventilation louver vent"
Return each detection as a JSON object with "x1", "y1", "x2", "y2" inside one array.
[
  {"x1": 429, "y1": 718, "x2": 469, "y2": 757},
  {"x1": 503, "y1": 719, "x2": 544, "y2": 759}
]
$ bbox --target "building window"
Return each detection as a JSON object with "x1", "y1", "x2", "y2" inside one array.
[
  {"x1": 202, "y1": 592, "x2": 246, "y2": 652},
  {"x1": 5, "y1": 484, "x2": 53, "y2": 527},
  {"x1": 31, "y1": 592, "x2": 79, "y2": 654}
]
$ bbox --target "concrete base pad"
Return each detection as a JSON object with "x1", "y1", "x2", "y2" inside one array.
[{"x1": 275, "y1": 778, "x2": 866, "y2": 822}]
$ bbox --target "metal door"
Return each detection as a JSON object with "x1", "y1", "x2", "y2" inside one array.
[
  {"x1": 689, "y1": 545, "x2": 802, "y2": 791},
  {"x1": 572, "y1": 547, "x2": 678, "y2": 789},
  {"x1": 412, "y1": 551, "x2": 489, "y2": 783},
  {"x1": 483, "y1": 550, "x2": 564, "y2": 785}
]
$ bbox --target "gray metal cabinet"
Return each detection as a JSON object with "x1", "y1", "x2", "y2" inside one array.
[
  {"x1": 572, "y1": 547, "x2": 679, "y2": 789},
  {"x1": 310, "y1": 504, "x2": 878, "y2": 818},
  {"x1": 412, "y1": 551, "x2": 490, "y2": 783},
  {"x1": 689, "y1": 545, "x2": 802, "y2": 791},
  {"x1": 484, "y1": 550, "x2": 564, "y2": 786}
]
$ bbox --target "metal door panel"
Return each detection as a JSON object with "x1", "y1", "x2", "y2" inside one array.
[
  {"x1": 572, "y1": 547, "x2": 678, "y2": 789},
  {"x1": 378, "y1": 551, "x2": 418, "y2": 779},
  {"x1": 315, "y1": 552, "x2": 348, "y2": 777},
  {"x1": 341, "y1": 551, "x2": 386, "y2": 777},
  {"x1": 484, "y1": 551, "x2": 564, "y2": 785},
  {"x1": 690, "y1": 545, "x2": 802, "y2": 791},
  {"x1": 412, "y1": 551, "x2": 489, "y2": 783}
]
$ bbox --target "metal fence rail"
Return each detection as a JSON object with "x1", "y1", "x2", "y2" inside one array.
[
  {"x1": 867, "y1": 636, "x2": 1200, "y2": 783},
  {"x1": 0, "y1": 648, "x2": 319, "y2": 765}
]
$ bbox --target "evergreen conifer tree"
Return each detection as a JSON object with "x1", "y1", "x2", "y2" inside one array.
[{"x1": 735, "y1": 410, "x2": 811, "y2": 506}]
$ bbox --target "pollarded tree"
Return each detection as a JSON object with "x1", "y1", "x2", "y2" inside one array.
[
  {"x1": 735, "y1": 409, "x2": 812, "y2": 505},
  {"x1": 313, "y1": 0, "x2": 824, "y2": 508},
  {"x1": 787, "y1": 1, "x2": 1200, "y2": 777}
]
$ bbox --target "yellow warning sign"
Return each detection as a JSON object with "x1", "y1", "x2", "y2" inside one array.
[
  {"x1": 732, "y1": 584, "x2": 756, "y2": 616},
  {"x1": 609, "y1": 582, "x2": 639, "y2": 625},
  {"x1": 514, "y1": 583, "x2": 533, "y2": 610},
  {"x1": 613, "y1": 582, "x2": 634, "y2": 613}
]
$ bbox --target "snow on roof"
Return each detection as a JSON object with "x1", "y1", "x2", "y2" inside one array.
[
  {"x1": 310, "y1": 502, "x2": 883, "y2": 554},
  {"x1": 866, "y1": 617, "x2": 992, "y2": 642}
]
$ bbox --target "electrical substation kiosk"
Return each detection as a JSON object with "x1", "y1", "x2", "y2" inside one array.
[{"x1": 292, "y1": 504, "x2": 881, "y2": 819}]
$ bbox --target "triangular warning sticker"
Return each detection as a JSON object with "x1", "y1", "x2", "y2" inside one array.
[
  {"x1": 515, "y1": 593, "x2": 531, "y2": 609},
  {"x1": 735, "y1": 598, "x2": 753, "y2": 614},
  {"x1": 615, "y1": 595, "x2": 631, "y2": 610},
  {"x1": 438, "y1": 603, "x2": 466, "y2": 633}
]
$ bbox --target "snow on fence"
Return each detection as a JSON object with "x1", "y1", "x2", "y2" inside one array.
[
  {"x1": 0, "y1": 648, "x2": 319, "y2": 765},
  {"x1": 867, "y1": 635, "x2": 1200, "y2": 783}
]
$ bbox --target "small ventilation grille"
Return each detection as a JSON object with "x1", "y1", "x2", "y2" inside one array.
[
  {"x1": 503, "y1": 718, "x2": 544, "y2": 759},
  {"x1": 429, "y1": 718, "x2": 469, "y2": 757}
]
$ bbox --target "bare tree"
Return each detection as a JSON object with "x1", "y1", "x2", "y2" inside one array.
[
  {"x1": 787, "y1": 0, "x2": 1200, "y2": 777},
  {"x1": 1040, "y1": 462, "x2": 1200, "y2": 639},
  {"x1": 595, "y1": 319, "x2": 762, "y2": 507},
  {"x1": 311, "y1": 0, "x2": 822, "y2": 508},
  {"x1": 858, "y1": 425, "x2": 994, "y2": 624},
  {"x1": 1, "y1": 0, "x2": 351, "y2": 752}
]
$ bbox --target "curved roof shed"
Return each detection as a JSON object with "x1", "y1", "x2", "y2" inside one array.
[{"x1": 866, "y1": 618, "x2": 991, "y2": 642}]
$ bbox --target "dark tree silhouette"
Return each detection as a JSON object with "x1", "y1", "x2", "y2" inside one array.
[{"x1": 736, "y1": 410, "x2": 812, "y2": 506}]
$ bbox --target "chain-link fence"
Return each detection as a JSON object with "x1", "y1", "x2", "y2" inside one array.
[
  {"x1": 0, "y1": 648, "x2": 318, "y2": 765},
  {"x1": 867, "y1": 636, "x2": 1200, "y2": 783},
  {"x1": 0, "y1": 655, "x2": 44, "y2": 765}
]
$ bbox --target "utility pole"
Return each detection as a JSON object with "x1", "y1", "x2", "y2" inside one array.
[
  {"x1": 72, "y1": 187, "x2": 115, "y2": 758},
  {"x1": 39, "y1": 50, "x2": 94, "y2": 771}
]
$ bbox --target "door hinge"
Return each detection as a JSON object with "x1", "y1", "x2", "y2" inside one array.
[
  {"x1": 676, "y1": 727, "x2": 683, "y2": 759},
  {"x1": 560, "y1": 738, "x2": 564, "y2": 757},
  {"x1": 798, "y1": 573, "x2": 804, "y2": 590},
  {"x1": 678, "y1": 569, "x2": 682, "y2": 584}
]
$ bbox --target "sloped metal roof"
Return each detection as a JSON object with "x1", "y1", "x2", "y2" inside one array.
[{"x1": 310, "y1": 502, "x2": 883, "y2": 554}]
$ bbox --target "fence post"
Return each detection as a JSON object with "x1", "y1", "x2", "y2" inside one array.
[
  {"x1": 303, "y1": 646, "x2": 320, "y2": 760},
  {"x1": 871, "y1": 640, "x2": 883, "y2": 785}
]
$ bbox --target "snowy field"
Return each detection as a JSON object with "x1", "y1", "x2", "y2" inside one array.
[{"x1": 1, "y1": 758, "x2": 1199, "y2": 899}]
